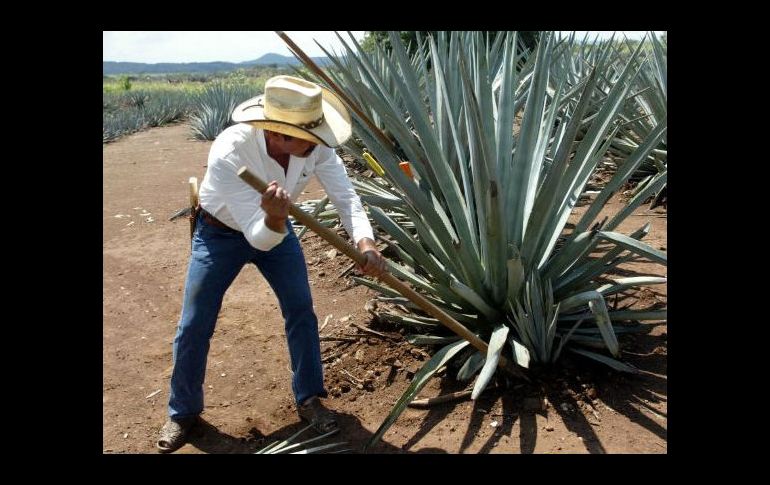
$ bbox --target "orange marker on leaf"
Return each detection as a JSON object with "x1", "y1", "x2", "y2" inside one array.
[{"x1": 399, "y1": 161, "x2": 414, "y2": 180}]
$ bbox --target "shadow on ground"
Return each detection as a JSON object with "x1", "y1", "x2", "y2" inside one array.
[
  {"x1": 173, "y1": 412, "x2": 446, "y2": 454},
  {"x1": 371, "y1": 324, "x2": 666, "y2": 454}
]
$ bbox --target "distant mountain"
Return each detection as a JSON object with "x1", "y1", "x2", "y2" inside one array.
[
  {"x1": 103, "y1": 54, "x2": 332, "y2": 75},
  {"x1": 240, "y1": 53, "x2": 308, "y2": 65}
]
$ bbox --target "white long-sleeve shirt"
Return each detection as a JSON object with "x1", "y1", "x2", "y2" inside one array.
[{"x1": 198, "y1": 123, "x2": 374, "y2": 251}]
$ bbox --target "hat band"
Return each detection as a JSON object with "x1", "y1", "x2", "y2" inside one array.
[
  {"x1": 257, "y1": 99, "x2": 325, "y2": 130},
  {"x1": 294, "y1": 115, "x2": 324, "y2": 129}
]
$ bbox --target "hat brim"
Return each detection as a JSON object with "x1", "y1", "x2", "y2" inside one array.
[{"x1": 231, "y1": 86, "x2": 351, "y2": 148}]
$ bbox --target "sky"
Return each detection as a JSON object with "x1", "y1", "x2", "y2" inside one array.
[
  {"x1": 103, "y1": 31, "x2": 368, "y2": 64},
  {"x1": 103, "y1": 31, "x2": 661, "y2": 64}
]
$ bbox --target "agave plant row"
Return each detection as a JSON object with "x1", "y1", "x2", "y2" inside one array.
[
  {"x1": 102, "y1": 82, "x2": 264, "y2": 143},
  {"x1": 549, "y1": 32, "x2": 667, "y2": 206},
  {"x1": 103, "y1": 89, "x2": 194, "y2": 143}
]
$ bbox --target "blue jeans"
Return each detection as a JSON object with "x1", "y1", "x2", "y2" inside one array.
[{"x1": 167, "y1": 212, "x2": 327, "y2": 419}]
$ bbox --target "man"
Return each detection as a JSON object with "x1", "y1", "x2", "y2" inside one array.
[{"x1": 157, "y1": 75, "x2": 386, "y2": 453}]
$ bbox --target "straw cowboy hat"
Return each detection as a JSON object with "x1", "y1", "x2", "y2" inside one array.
[{"x1": 232, "y1": 75, "x2": 352, "y2": 148}]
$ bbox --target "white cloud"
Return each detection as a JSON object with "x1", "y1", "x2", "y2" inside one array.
[{"x1": 103, "y1": 31, "x2": 367, "y2": 64}]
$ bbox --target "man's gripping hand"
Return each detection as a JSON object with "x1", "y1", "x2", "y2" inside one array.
[
  {"x1": 261, "y1": 180, "x2": 290, "y2": 233},
  {"x1": 356, "y1": 238, "x2": 387, "y2": 278}
]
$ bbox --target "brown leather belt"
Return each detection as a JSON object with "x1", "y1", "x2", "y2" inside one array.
[{"x1": 200, "y1": 207, "x2": 239, "y2": 232}]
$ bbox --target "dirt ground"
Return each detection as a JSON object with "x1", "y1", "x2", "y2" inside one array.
[{"x1": 103, "y1": 122, "x2": 667, "y2": 454}]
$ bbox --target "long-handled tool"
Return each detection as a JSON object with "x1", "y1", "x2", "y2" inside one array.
[{"x1": 237, "y1": 167, "x2": 527, "y2": 381}]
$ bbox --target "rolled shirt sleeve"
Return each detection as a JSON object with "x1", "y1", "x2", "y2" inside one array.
[{"x1": 313, "y1": 150, "x2": 375, "y2": 245}]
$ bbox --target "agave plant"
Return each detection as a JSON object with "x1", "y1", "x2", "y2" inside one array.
[
  {"x1": 553, "y1": 32, "x2": 667, "y2": 205},
  {"x1": 142, "y1": 90, "x2": 191, "y2": 127},
  {"x1": 189, "y1": 82, "x2": 259, "y2": 140},
  {"x1": 103, "y1": 107, "x2": 146, "y2": 143},
  {"x1": 619, "y1": 32, "x2": 666, "y2": 207},
  {"x1": 293, "y1": 30, "x2": 667, "y2": 448}
]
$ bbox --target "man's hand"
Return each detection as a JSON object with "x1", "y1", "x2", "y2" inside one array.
[
  {"x1": 261, "y1": 180, "x2": 290, "y2": 232},
  {"x1": 356, "y1": 238, "x2": 387, "y2": 278}
]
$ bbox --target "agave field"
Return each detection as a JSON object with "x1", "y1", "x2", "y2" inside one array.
[
  {"x1": 102, "y1": 70, "x2": 287, "y2": 143},
  {"x1": 102, "y1": 31, "x2": 666, "y2": 452},
  {"x1": 282, "y1": 30, "x2": 667, "y2": 448}
]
